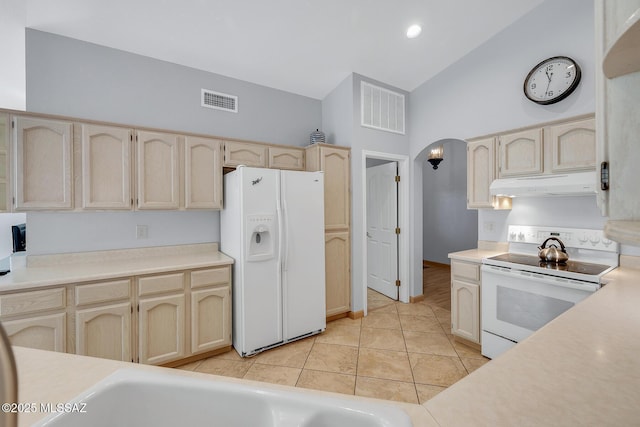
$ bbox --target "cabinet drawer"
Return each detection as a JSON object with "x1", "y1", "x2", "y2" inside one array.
[
  {"x1": 76, "y1": 279, "x2": 131, "y2": 306},
  {"x1": 190, "y1": 267, "x2": 230, "y2": 289},
  {"x1": 0, "y1": 288, "x2": 66, "y2": 317},
  {"x1": 138, "y1": 273, "x2": 185, "y2": 297},
  {"x1": 451, "y1": 260, "x2": 480, "y2": 282}
]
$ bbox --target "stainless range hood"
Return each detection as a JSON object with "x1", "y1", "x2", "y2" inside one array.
[{"x1": 489, "y1": 171, "x2": 596, "y2": 197}]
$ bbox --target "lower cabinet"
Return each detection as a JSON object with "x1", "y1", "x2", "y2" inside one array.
[
  {"x1": 2, "y1": 312, "x2": 66, "y2": 352},
  {"x1": 0, "y1": 264, "x2": 232, "y2": 366},
  {"x1": 450, "y1": 259, "x2": 481, "y2": 345},
  {"x1": 138, "y1": 293, "x2": 186, "y2": 365},
  {"x1": 76, "y1": 303, "x2": 132, "y2": 361},
  {"x1": 0, "y1": 287, "x2": 66, "y2": 352},
  {"x1": 325, "y1": 231, "x2": 351, "y2": 317}
]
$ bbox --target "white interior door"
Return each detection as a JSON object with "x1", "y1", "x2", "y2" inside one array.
[{"x1": 366, "y1": 162, "x2": 398, "y2": 300}]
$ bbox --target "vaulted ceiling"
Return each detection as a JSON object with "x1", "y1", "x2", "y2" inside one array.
[{"x1": 25, "y1": 0, "x2": 544, "y2": 99}]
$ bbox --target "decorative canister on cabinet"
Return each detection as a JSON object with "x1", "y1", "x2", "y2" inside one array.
[{"x1": 310, "y1": 129, "x2": 326, "y2": 144}]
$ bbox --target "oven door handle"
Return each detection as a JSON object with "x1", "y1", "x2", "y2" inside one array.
[{"x1": 482, "y1": 265, "x2": 600, "y2": 292}]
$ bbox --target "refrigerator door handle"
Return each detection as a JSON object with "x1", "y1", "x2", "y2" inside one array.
[{"x1": 282, "y1": 197, "x2": 289, "y2": 272}]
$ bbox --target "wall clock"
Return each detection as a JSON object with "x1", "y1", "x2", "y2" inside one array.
[{"x1": 523, "y1": 56, "x2": 581, "y2": 105}]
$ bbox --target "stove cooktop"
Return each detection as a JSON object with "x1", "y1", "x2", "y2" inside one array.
[{"x1": 486, "y1": 253, "x2": 612, "y2": 276}]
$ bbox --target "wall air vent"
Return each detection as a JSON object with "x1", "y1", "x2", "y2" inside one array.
[
  {"x1": 201, "y1": 89, "x2": 238, "y2": 113},
  {"x1": 361, "y1": 81, "x2": 405, "y2": 135}
]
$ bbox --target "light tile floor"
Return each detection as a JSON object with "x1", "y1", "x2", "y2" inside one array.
[{"x1": 175, "y1": 264, "x2": 489, "y2": 404}]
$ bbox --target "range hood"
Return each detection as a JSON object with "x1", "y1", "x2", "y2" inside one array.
[{"x1": 489, "y1": 171, "x2": 596, "y2": 197}]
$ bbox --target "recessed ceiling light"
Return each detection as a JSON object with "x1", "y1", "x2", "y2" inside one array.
[{"x1": 406, "y1": 24, "x2": 422, "y2": 39}]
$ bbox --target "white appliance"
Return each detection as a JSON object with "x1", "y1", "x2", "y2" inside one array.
[
  {"x1": 481, "y1": 226, "x2": 618, "y2": 359},
  {"x1": 489, "y1": 171, "x2": 596, "y2": 197},
  {"x1": 221, "y1": 166, "x2": 326, "y2": 357}
]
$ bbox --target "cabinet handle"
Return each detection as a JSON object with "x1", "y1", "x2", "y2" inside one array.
[{"x1": 600, "y1": 161, "x2": 609, "y2": 191}]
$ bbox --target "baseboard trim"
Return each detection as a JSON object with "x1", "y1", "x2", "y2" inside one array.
[
  {"x1": 423, "y1": 260, "x2": 450, "y2": 268},
  {"x1": 162, "y1": 345, "x2": 233, "y2": 368},
  {"x1": 326, "y1": 312, "x2": 348, "y2": 323},
  {"x1": 453, "y1": 335, "x2": 481, "y2": 351},
  {"x1": 348, "y1": 310, "x2": 364, "y2": 320},
  {"x1": 410, "y1": 294, "x2": 425, "y2": 303}
]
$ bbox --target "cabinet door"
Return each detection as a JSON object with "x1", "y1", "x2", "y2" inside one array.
[
  {"x1": 325, "y1": 231, "x2": 351, "y2": 317},
  {"x1": 498, "y1": 128, "x2": 543, "y2": 177},
  {"x1": 268, "y1": 146, "x2": 304, "y2": 170},
  {"x1": 3, "y1": 312, "x2": 66, "y2": 352},
  {"x1": 76, "y1": 302, "x2": 132, "y2": 361},
  {"x1": 184, "y1": 136, "x2": 222, "y2": 209},
  {"x1": 223, "y1": 141, "x2": 267, "y2": 168},
  {"x1": 138, "y1": 293, "x2": 185, "y2": 365},
  {"x1": 0, "y1": 113, "x2": 9, "y2": 212},
  {"x1": 467, "y1": 138, "x2": 495, "y2": 209},
  {"x1": 321, "y1": 147, "x2": 351, "y2": 231},
  {"x1": 80, "y1": 124, "x2": 132, "y2": 209},
  {"x1": 13, "y1": 116, "x2": 73, "y2": 210},
  {"x1": 191, "y1": 286, "x2": 231, "y2": 353},
  {"x1": 549, "y1": 117, "x2": 596, "y2": 173},
  {"x1": 136, "y1": 130, "x2": 180, "y2": 209},
  {"x1": 451, "y1": 279, "x2": 480, "y2": 344}
]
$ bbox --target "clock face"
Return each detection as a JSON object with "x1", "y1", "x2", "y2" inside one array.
[{"x1": 524, "y1": 56, "x2": 581, "y2": 105}]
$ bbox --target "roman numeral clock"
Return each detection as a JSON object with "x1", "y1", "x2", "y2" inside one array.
[{"x1": 523, "y1": 56, "x2": 581, "y2": 105}]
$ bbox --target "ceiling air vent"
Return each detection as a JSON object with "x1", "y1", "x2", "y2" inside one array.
[
  {"x1": 201, "y1": 89, "x2": 238, "y2": 113},
  {"x1": 361, "y1": 81, "x2": 405, "y2": 135}
]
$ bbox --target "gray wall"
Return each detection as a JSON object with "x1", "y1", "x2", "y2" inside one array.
[
  {"x1": 24, "y1": 29, "x2": 322, "y2": 255},
  {"x1": 408, "y1": 0, "x2": 597, "y2": 299},
  {"x1": 26, "y1": 30, "x2": 321, "y2": 147},
  {"x1": 422, "y1": 140, "x2": 477, "y2": 264}
]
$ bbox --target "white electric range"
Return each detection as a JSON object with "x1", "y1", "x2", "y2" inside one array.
[{"x1": 480, "y1": 225, "x2": 619, "y2": 359}]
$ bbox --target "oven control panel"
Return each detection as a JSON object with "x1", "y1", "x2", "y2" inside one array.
[{"x1": 507, "y1": 226, "x2": 618, "y2": 253}]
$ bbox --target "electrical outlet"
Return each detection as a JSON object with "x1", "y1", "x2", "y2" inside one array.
[
  {"x1": 483, "y1": 221, "x2": 495, "y2": 232},
  {"x1": 136, "y1": 225, "x2": 148, "y2": 239}
]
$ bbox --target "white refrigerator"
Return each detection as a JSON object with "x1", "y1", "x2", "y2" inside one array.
[{"x1": 220, "y1": 166, "x2": 326, "y2": 357}]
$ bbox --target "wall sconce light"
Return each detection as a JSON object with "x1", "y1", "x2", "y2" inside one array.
[{"x1": 427, "y1": 145, "x2": 444, "y2": 170}]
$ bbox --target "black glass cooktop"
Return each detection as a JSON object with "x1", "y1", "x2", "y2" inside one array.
[{"x1": 487, "y1": 253, "x2": 611, "y2": 276}]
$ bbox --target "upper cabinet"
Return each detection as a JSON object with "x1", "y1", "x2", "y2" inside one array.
[
  {"x1": 596, "y1": 2, "x2": 640, "y2": 245},
  {"x1": 223, "y1": 140, "x2": 267, "y2": 168},
  {"x1": 184, "y1": 136, "x2": 223, "y2": 209},
  {"x1": 136, "y1": 130, "x2": 181, "y2": 210},
  {"x1": 467, "y1": 137, "x2": 495, "y2": 209},
  {"x1": 268, "y1": 146, "x2": 304, "y2": 170},
  {"x1": 79, "y1": 124, "x2": 133, "y2": 210},
  {"x1": 0, "y1": 113, "x2": 9, "y2": 212},
  {"x1": 498, "y1": 128, "x2": 543, "y2": 178},
  {"x1": 13, "y1": 116, "x2": 73, "y2": 211},
  {"x1": 548, "y1": 117, "x2": 596, "y2": 173}
]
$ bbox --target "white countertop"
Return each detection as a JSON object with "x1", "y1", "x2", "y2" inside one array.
[{"x1": 0, "y1": 244, "x2": 234, "y2": 293}]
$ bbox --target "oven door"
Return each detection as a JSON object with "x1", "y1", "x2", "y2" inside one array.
[{"x1": 481, "y1": 264, "x2": 598, "y2": 357}]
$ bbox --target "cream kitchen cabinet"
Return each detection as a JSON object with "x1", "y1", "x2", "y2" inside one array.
[
  {"x1": 306, "y1": 144, "x2": 352, "y2": 318},
  {"x1": 0, "y1": 287, "x2": 67, "y2": 352},
  {"x1": 324, "y1": 231, "x2": 351, "y2": 317},
  {"x1": 223, "y1": 140, "x2": 267, "y2": 168},
  {"x1": 0, "y1": 113, "x2": 9, "y2": 212},
  {"x1": 12, "y1": 115, "x2": 73, "y2": 210},
  {"x1": 268, "y1": 146, "x2": 305, "y2": 170},
  {"x1": 189, "y1": 267, "x2": 231, "y2": 354},
  {"x1": 467, "y1": 137, "x2": 495, "y2": 209},
  {"x1": 450, "y1": 259, "x2": 481, "y2": 345},
  {"x1": 498, "y1": 128, "x2": 543, "y2": 177},
  {"x1": 74, "y1": 279, "x2": 132, "y2": 362},
  {"x1": 596, "y1": 1, "x2": 640, "y2": 245},
  {"x1": 137, "y1": 272, "x2": 186, "y2": 365},
  {"x1": 79, "y1": 123, "x2": 133, "y2": 210},
  {"x1": 548, "y1": 117, "x2": 596, "y2": 173},
  {"x1": 136, "y1": 130, "x2": 181, "y2": 210},
  {"x1": 184, "y1": 136, "x2": 223, "y2": 209}
]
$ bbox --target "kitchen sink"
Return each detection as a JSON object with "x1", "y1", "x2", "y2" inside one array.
[{"x1": 33, "y1": 368, "x2": 412, "y2": 427}]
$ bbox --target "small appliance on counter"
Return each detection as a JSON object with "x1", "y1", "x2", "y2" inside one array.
[{"x1": 481, "y1": 225, "x2": 618, "y2": 359}]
